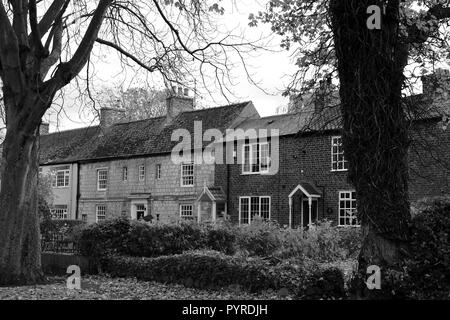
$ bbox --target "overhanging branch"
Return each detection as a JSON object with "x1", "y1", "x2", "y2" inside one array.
[{"x1": 96, "y1": 38, "x2": 159, "y2": 73}]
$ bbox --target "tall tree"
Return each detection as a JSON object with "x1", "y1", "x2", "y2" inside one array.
[
  {"x1": 98, "y1": 86, "x2": 168, "y2": 121},
  {"x1": 253, "y1": 0, "x2": 450, "y2": 293},
  {"x1": 0, "y1": 0, "x2": 260, "y2": 285}
]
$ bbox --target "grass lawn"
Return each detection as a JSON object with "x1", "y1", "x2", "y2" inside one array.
[{"x1": 0, "y1": 275, "x2": 295, "y2": 300}]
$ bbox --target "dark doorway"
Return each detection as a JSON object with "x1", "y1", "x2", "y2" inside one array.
[{"x1": 302, "y1": 199, "x2": 318, "y2": 229}]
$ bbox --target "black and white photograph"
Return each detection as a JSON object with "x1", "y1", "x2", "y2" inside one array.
[{"x1": 0, "y1": 0, "x2": 449, "y2": 310}]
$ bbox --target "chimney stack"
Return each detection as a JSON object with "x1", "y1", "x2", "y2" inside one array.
[
  {"x1": 100, "y1": 107, "x2": 125, "y2": 130},
  {"x1": 39, "y1": 122, "x2": 49, "y2": 135},
  {"x1": 165, "y1": 86, "x2": 194, "y2": 124}
]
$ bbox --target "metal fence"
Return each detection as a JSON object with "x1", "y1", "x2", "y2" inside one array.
[{"x1": 41, "y1": 233, "x2": 79, "y2": 254}]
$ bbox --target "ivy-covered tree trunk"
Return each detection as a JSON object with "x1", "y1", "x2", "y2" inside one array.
[
  {"x1": 0, "y1": 93, "x2": 44, "y2": 284},
  {"x1": 329, "y1": 0, "x2": 411, "y2": 297}
]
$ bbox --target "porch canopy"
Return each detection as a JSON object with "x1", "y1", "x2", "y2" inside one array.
[
  {"x1": 196, "y1": 185, "x2": 227, "y2": 223},
  {"x1": 288, "y1": 182, "x2": 322, "y2": 228}
]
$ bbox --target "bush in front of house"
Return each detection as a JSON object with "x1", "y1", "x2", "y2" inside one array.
[
  {"x1": 99, "y1": 250, "x2": 346, "y2": 298},
  {"x1": 302, "y1": 221, "x2": 362, "y2": 263},
  {"x1": 236, "y1": 218, "x2": 284, "y2": 257},
  {"x1": 77, "y1": 216, "x2": 131, "y2": 257},
  {"x1": 76, "y1": 218, "x2": 237, "y2": 257},
  {"x1": 202, "y1": 223, "x2": 237, "y2": 255},
  {"x1": 123, "y1": 220, "x2": 205, "y2": 257},
  {"x1": 402, "y1": 197, "x2": 450, "y2": 299}
]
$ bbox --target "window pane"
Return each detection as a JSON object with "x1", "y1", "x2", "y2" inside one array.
[
  {"x1": 240, "y1": 198, "x2": 249, "y2": 224},
  {"x1": 243, "y1": 145, "x2": 250, "y2": 173},
  {"x1": 96, "y1": 205, "x2": 106, "y2": 221},
  {"x1": 260, "y1": 143, "x2": 270, "y2": 172},
  {"x1": 251, "y1": 144, "x2": 259, "y2": 172},
  {"x1": 339, "y1": 192, "x2": 358, "y2": 226},
  {"x1": 260, "y1": 197, "x2": 270, "y2": 220},
  {"x1": 250, "y1": 197, "x2": 259, "y2": 221},
  {"x1": 180, "y1": 204, "x2": 194, "y2": 220},
  {"x1": 181, "y1": 163, "x2": 194, "y2": 186}
]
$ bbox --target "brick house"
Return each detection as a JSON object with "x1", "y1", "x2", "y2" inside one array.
[
  {"x1": 213, "y1": 73, "x2": 450, "y2": 228},
  {"x1": 37, "y1": 92, "x2": 259, "y2": 223}
]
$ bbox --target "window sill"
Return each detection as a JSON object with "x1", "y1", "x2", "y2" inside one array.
[
  {"x1": 181, "y1": 185, "x2": 194, "y2": 188},
  {"x1": 337, "y1": 224, "x2": 361, "y2": 228},
  {"x1": 331, "y1": 169, "x2": 348, "y2": 173}
]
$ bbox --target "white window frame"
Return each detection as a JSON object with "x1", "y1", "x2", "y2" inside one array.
[
  {"x1": 180, "y1": 162, "x2": 194, "y2": 187},
  {"x1": 338, "y1": 191, "x2": 359, "y2": 227},
  {"x1": 96, "y1": 204, "x2": 106, "y2": 222},
  {"x1": 238, "y1": 196, "x2": 271, "y2": 225},
  {"x1": 242, "y1": 142, "x2": 270, "y2": 175},
  {"x1": 179, "y1": 204, "x2": 194, "y2": 220},
  {"x1": 122, "y1": 166, "x2": 128, "y2": 181},
  {"x1": 97, "y1": 168, "x2": 108, "y2": 191},
  {"x1": 331, "y1": 136, "x2": 348, "y2": 172},
  {"x1": 51, "y1": 205, "x2": 68, "y2": 220},
  {"x1": 51, "y1": 167, "x2": 70, "y2": 188},
  {"x1": 138, "y1": 165, "x2": 146, "y2": 181}
]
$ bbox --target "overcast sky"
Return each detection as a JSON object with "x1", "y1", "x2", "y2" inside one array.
[{"x1": 44, "y1": 0, "x2": 295, "y2": 132}]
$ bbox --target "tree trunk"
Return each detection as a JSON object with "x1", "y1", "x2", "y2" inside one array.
[
  {"x1": 0, "y1": 96, "x2": 44, "y2": 285},
  {"x1": 329, "y1": 0, "x2": 411, "y2": 297}
]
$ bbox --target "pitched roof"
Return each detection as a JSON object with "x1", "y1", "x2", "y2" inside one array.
[
  {"x1": 224, "y1": 104, "x2": 342, "y2": 140},
  {"x1": 231, "y1": 93, "x2": 449, "y2": 140},
  {"x1": 39, "y1": 102, "x2": 254, "y2": 165}
]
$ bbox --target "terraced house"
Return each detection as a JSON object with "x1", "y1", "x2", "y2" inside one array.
[
  {"x1": 37, "y1": 92, "x2": 259, "y2": 223},
  {"x1": 2, "y1": 72, "x2": 448, "y2": 228}
]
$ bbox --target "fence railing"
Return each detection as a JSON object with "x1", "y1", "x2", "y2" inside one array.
[{"x1": 41, "y1": 234, "x2": 79, "y2": 254}]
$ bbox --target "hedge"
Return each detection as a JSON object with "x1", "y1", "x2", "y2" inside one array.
[
  {"x1": 99, "y1": 251, "x2": 346, "y2": 298},
  {"x1": 75, "y1": 217, "x2": 360, "y2": 261}
]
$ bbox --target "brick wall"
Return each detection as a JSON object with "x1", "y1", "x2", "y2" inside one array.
[
  {"x1": 216, "y1": 132, "x2": 354, "y2": 227},
  {"x1": 217, "y1": 120, "x2": 450, "y2": 227}
]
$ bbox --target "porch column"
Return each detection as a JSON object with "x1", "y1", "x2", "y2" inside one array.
[
  {"x1": 197, "y1": 202, "x2": 201, "y2": 223},
  {"x1": 212, "y1": 201, "x2": 217, "y2": 224},
  {"x1": 288, "y1": 196, "x2": 292, "y2": 229},
  {"x1": 308, "y1": 197, "x2": 312, "y2": 228}
]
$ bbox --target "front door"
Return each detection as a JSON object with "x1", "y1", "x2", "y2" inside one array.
[{"x1": 136, "y1": 204, "x2": 146, "y2": 220}]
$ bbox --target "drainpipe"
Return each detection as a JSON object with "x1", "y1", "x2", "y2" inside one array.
[{"x1": 76, "y1": 162, "x2": 80, "y2": 220}]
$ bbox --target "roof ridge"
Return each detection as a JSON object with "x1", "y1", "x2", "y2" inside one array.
[
  {"x1": 42, "y1": 125, "x2": 99, "y2": 137},
  {"x1": 179, "y1": 101, "x2": 251, "y2": 115},
  {"x1": 112, "y1": 115, "x2": 166, "y2": 126}
]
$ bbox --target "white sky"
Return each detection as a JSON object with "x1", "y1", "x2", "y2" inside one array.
[{"x1": 44, "y1": 0, "x2": 295, "y2": 132}]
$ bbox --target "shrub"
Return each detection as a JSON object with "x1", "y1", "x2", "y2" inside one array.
[
  {"x1": 100, "y1": 251, "x2": 277, "y2": 292},
  {"x1": 403, "y1": 197, "x2": 450, "y2": 299},
  {"x1": 77, "y1": 216, "x2": 131, "y2": 257},
  {"x1": 203, "y1": 224, "x2": 237, "y2": 255},
  {"x1": 236, "y1": 218, "x2": 283, "y2": 256},
  {"x1": 123, "y1": 220, "x2": 205, "y2": 257},
  {"x1": 299, "y1": 221, "x2": 362, "y2": 263},
  {"x1": 100, "y1": 250, "x2": 346, "y2": 297}
]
